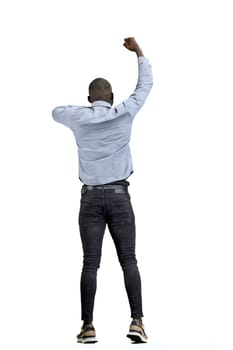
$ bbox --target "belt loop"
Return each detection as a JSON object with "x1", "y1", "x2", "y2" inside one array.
[{"x1": 81, "y1": 185, "x2": 86, "y2": 195}]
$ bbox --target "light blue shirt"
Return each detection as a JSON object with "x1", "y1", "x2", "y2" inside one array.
[{"x1": 52, "y1": 56, "x2": 153, "y2": 185}]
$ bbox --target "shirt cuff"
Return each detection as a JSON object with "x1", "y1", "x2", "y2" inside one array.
[{"x1": 138, "y1": 56, "x2": 149, "y2": 63}]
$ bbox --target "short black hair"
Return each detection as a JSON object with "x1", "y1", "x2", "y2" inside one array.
[{"x1": 89, "y1": 78, "x2": 112, "y2": 95}]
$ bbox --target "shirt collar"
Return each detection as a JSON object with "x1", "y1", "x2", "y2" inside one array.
[{"x1": 91, "y1": 100, "x2": 112, "y2": 108}]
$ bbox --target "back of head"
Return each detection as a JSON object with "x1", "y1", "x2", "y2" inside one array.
[{"x1": 88, "y1": 78, "x2": 113, "y2": 105}]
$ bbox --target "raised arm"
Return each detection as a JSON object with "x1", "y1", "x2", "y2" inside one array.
[{"x1": 120, "y1": 37, "x2": 153, "y2": 117}]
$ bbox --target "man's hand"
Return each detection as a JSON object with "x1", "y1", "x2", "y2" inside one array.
[{"x1": 123, "y1": 37, "x2": 144, "y2": 57}]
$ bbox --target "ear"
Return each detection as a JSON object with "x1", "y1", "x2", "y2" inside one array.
[{"x1": 111, "y1": 92, "x2": 114, "y2": 105}]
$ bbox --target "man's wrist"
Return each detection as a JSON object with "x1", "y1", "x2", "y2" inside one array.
[{"x1": 135, "y1": 48, "x2": 144, "y2": 57}]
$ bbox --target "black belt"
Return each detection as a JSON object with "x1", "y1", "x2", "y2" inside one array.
[{"x1": 82, "y1": 184, "x2": 128, "y2": 194}]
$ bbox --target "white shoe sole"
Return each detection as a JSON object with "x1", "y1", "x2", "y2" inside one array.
[
  {"x1": 77, "y1": 336, "x2": 98, "y2": 344},
  {"x1": 127, "y1": 331, "x2": 148, "y2": 343}
]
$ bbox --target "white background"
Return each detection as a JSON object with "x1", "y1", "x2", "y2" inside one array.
[{"x1": 0, "y1": 1, "x2": 233, "y2": 349}]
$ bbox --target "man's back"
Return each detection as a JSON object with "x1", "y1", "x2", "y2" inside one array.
[{"x1": 74, "y1": 105, "x2": 133, "y2": 185}]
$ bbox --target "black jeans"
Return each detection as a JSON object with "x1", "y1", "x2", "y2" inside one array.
[{"x1": 79, "y1": 181, "x2": 144, "y2": 322}]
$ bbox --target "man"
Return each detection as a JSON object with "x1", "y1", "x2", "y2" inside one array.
[{"x1": 52, "y1": 37, "x2": 153, "y2": 343}]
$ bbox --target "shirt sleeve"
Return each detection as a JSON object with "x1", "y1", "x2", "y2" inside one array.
[
  {"x1": 52, "y1": 105, "x2": 73, "y2": 128},
  {"x1": 117, "y1": 56, "x2": 153, "y2": 118}
]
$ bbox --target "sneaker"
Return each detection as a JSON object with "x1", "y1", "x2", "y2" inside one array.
[
  {"x1": 77, "y1": 323, "x2": 98, "y2": 344},
  {"x1": 127, "y1": 318, "x2": 148, "y2": 343}
]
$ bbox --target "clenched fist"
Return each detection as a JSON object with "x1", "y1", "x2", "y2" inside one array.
[{"x1": 123, "y1": 37, "x2": 144, "y2": 57}]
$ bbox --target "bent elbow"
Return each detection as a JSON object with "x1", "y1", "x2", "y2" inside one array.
[
  {"x1": 52, "y1": 108, "x2": 57, "y2": 120},
  {"x1": 149, "y1": 78, "x2": 154, "y2": 88},
  {"x1": 52, "y1": 106, "x2": 65, "y2": 121}
]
